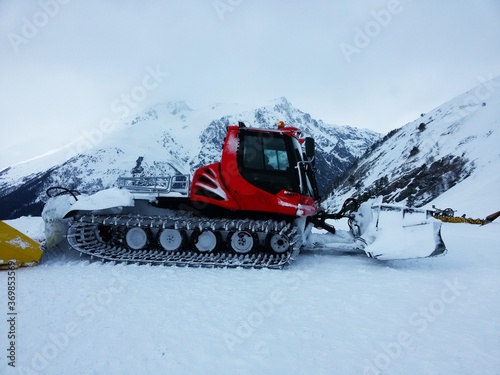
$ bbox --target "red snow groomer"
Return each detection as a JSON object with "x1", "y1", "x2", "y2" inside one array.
[{"x1": 36, "y1": 122, "x2": 447, "y2": 269}]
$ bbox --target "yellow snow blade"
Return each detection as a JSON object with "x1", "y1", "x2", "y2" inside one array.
[{"x1": 0, "y1": 221, "x2": 43, "y2": 268}]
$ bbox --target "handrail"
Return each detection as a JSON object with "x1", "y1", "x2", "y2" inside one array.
[{"x1": 117, "y1": 175, "x2": 190, "y2": 196}]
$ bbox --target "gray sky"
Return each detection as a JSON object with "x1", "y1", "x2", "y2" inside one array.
[{"x1": 1, "y1": 0, "x2": 499, "y2": 168}]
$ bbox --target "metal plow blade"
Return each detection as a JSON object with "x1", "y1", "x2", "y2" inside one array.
[
  {"x1": 363, "y1": 204, "x2": 447, "y2": 260},
  {"x1": 0, "y1": 221, "x2": 43, "y2": 268}
]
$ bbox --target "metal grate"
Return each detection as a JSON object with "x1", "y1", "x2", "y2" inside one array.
[{"x1": 117, "y1": 175, "x2": 190, "y2": 197}]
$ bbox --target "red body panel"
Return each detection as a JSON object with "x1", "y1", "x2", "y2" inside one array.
[{"x1": 189, "y1": 125, "x2": 318, "y2": 218}]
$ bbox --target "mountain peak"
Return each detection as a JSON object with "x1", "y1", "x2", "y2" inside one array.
[
  {"x1": 271, "y1": 96, "x2": 292, "y2": 107},
  {"x1": 164, "y1": 100, "x2": 193, "y2": 115}
]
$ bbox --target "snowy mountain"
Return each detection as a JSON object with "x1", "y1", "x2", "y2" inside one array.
[
  {"x1": 326, "y1": 77, "x2": 500, "y2": 210},
  {"x1": 0, "y1": 98, "x2": 379, "y2": 219}
]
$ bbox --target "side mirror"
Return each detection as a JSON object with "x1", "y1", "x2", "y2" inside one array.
[{"x1": 305, "y1": 137, "x2": 315, "y2": 165}]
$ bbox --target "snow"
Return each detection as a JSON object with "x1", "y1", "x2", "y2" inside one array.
[
  {"x1": 363, "y1": 211, "x2": 443, "y2": 260},
  {"x1": 4, "y1": 216, "x2": 45, "y2": 244},
  {"x1": 5, "y1": 237, "x2": 32, "y2": 250},
  {"x1": 66, "y1": 188, "x2": 134, "y2": 215},
  {"x1": 426, "y1": 161, "x2": 500, "y2": 218},
  {"x1": 2, "y1": 192, "x2": 499, "y2": 374},
  {"x1": 1, "y1": 83, "x2": 499, "y2": 374}
]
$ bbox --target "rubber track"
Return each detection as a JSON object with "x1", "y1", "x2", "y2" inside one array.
[{"x1": 66, "y1": 214, "x2": 301, "y2": 269}]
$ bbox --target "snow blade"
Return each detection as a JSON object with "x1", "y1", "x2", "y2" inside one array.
[
  {"x1": 0, "y1": 221, "x2": 43, "y2": 268},
  {"x1": 363, "y1": 204, "x2": 447, "y2": 260}
]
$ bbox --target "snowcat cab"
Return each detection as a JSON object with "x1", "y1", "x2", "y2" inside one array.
[{"x1": 186, "y1": 122, "x2": 319, "y2": 219}]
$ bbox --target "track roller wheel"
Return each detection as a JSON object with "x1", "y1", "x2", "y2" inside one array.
[
  {"x1": 125, "y1": 227, "x2": 149, "y2": 250},
  {"x1": 191, "y1": 229, "x2": 220, "y2": 252},
  {"x1": 228, "y1": 230, "x2": 256, "y2": 254},
  {"x1": 266, "y1": 232, "x2": 290, "y2": 254},
  {"x1": 158, "y1": 229, "x2": 185, "y2": 251}
]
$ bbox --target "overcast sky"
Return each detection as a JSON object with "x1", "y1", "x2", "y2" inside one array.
[{"x1": 1, "y1": 0, "x2": 499, "y2": 168}]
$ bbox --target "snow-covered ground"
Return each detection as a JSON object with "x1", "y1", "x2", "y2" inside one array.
[{"x1": 1, "y1": 207, "x2": 499, "y2": 375}]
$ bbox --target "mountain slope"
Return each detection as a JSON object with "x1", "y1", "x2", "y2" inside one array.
[
  {"x1": 0, "y1": 98, "x2": 379, "y2": 219},
  {"x1": 326, "y1": 77, "x2": 500, "y2": 209}
]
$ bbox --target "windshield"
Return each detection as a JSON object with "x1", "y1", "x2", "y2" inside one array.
[{"x1": 243, "y1": 135, "x2": 290, "y2": 171}]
